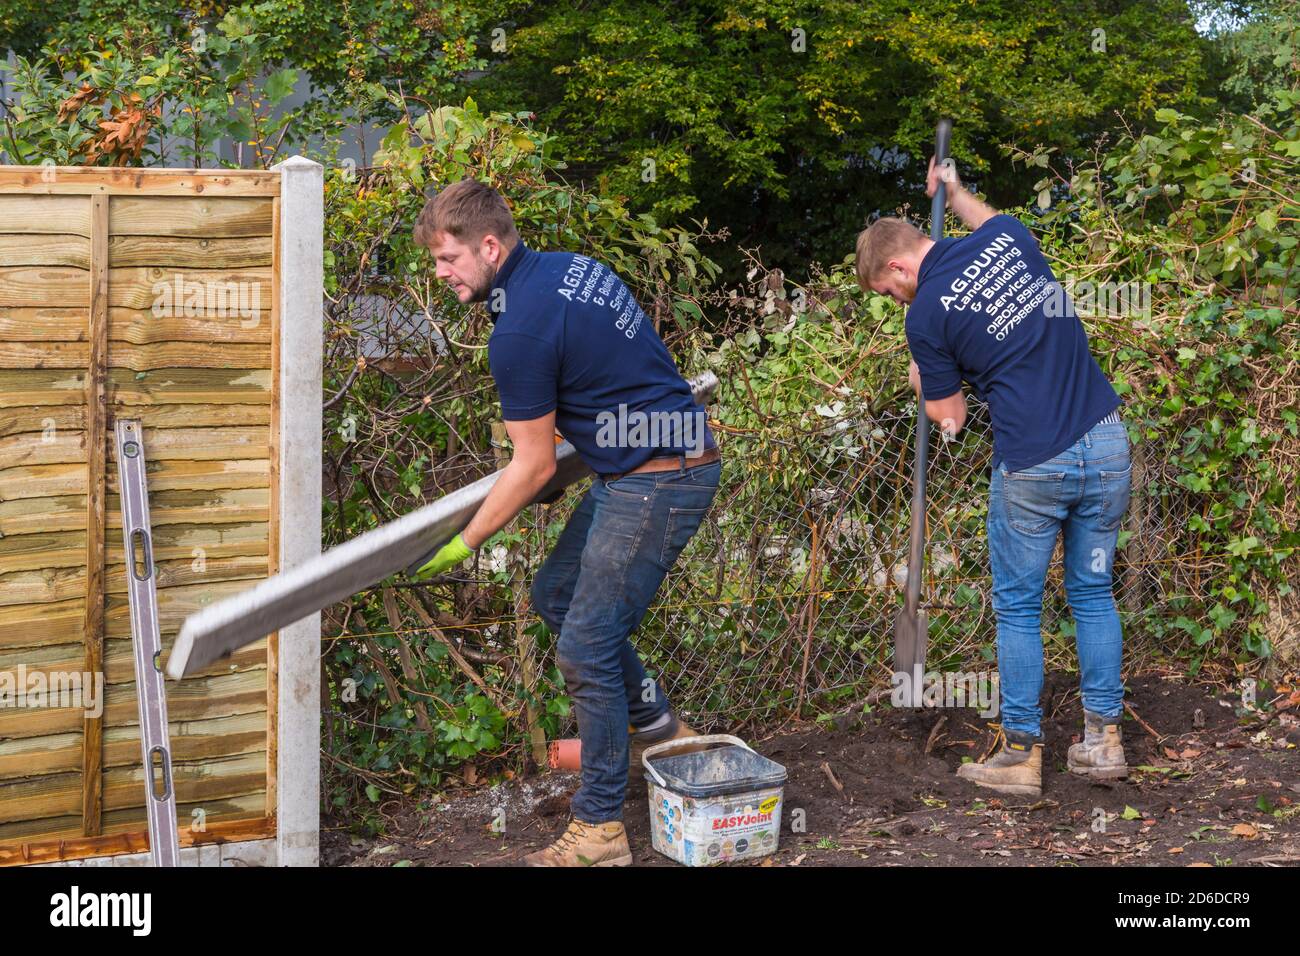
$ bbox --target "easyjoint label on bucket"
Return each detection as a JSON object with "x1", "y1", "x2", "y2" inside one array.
[{"x1": 648, "y1": 784, "x2": 784, "y2": 866}]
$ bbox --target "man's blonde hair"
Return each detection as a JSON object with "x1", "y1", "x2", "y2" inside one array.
[
  {"x1": 413, "y1": 178, "x2": 520, "y2": 248},
  {"x1": 854, "y1": 217, "x2": 926, "y2": 291}
]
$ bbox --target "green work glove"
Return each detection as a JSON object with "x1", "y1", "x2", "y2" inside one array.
[{"x1": 414, "y1": 533, "x2": 475, "y2": 579}]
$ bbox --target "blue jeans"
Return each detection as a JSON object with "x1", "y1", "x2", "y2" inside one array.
[
  {"x1": 987, "y1": 418, "x2": 1131, "y2": 739},
  {"x1": 531, "y1": 458, "x2": 721, "y2": 822}
]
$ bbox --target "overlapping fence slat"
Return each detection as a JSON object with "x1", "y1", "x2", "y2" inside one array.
[{"x1": 0, "y1": 167, "x2": 285, "y2": 860}]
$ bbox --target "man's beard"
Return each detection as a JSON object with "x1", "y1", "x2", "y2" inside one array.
[
  {"x1": 900, "y1": 275, "x2": 918, "y2": 304},
  {"x1": 464, "y1": 258, "x2": 498, "y2": 303}
]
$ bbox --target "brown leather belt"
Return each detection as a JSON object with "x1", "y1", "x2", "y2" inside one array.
[{"x1": 600, "y1": 445, "x2": 721, "y2": 482}]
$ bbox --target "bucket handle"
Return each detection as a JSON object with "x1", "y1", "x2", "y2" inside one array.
[{"x1": 641, "y1": 733, "x2": 754, "y2": 789}]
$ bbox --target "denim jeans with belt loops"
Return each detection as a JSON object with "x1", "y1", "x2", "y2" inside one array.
[
  {"x1": 530, "y1": 457, "x2": 721, "y2": 823},
  {"x1": 986, "y1": 415, "x2": 1131, "y2": 739}
]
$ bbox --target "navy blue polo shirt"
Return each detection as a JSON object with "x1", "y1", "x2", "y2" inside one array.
[
  {"x1": 906, "y1": 214, "x2": 1120, "y2": 472},
  {"x1": 485, "y1": 243, "x2": 716, "y2": 474}
]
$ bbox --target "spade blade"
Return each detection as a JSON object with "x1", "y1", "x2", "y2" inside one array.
[{"x1": 893, "y1": 607, "x2": 928, "y2": 707}]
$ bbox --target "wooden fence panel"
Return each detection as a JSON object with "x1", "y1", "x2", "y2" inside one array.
[{"x1": 0, "y1": 167, "x2": 281, "y2": 862}]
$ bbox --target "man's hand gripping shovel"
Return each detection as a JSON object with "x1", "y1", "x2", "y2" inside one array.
[{"x1": 893, "y1": 117, "x2": 953, "y2": 707}]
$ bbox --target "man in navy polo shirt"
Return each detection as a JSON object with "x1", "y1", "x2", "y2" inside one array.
[
  {"x1": 411, "y1": 179, "x2": 720, "y2": 865},
  {"x1": 854, "y1": 160, "x2": 1132, "y2": 796}
]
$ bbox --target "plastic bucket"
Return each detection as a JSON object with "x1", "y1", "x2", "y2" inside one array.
[{"x1": 642, "y1": 734, "x2": 788, "y2": 866}]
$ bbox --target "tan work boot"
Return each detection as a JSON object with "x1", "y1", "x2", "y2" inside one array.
[
  {"x1": 523, "y1": 818, "x2": 633, "y2": 867},
  {"x1": 628, "y1": 713, "x2": 702, "y2": 785},
  {"x1": 956, "y1": 727, "x2": 1043, "y2": 797},
  {"x1": 1067, "y1": 710, "x2": 1128, "y2": 779}
]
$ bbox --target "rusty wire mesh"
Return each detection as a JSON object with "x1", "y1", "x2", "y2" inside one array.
[
  {"x1": 418, "y1": 390, "x2": 1213, "y2": 741},
  {"x1": 645, "y1": 410, "x2": 1193, "y2": 725}
]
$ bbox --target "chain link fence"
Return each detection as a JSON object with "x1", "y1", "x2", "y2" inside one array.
[
  {"x1": 611, "y1": 400, "x2": 1201, "y2": 728},
  {"x1": 400, "y1": 387, "x2": 1217, "y2": 746},
  {"x1": 321, "y1": 357, "x2": 1300, "y2": 808}
]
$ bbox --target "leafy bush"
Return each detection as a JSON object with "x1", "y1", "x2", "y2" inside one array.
[{"x1": 1, "y1": 13, "x2": 299, "y2": 166}]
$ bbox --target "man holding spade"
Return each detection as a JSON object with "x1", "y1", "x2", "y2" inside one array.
[{"x1": 855, "y1": 154, "x2": 1131, "y2": 797}]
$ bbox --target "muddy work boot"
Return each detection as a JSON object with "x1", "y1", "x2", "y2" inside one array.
[
  {"x1": 628, "y1": 712, "x2": 702, "y2": 784},
  {"x1": 956, "y1": 727, "x2": 1043, "y2": 798},
  {"x1": 1067, "y1": 710, "x2": 1128, "y2": 780},
  {"x1": 523, "y1": 818, "x2": 633, "y2": 867}
]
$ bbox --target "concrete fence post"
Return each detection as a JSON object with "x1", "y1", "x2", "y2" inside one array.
[{"x1": 271, "y1": 155, "x2": 324, "y2": 866}]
